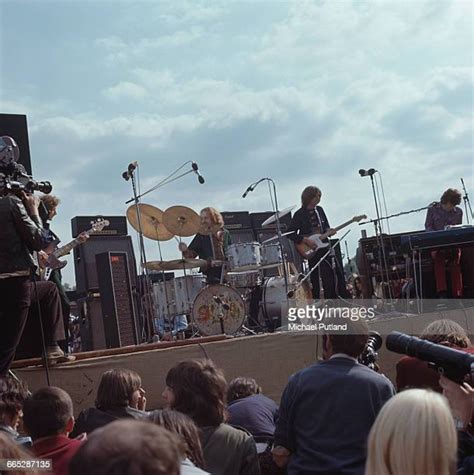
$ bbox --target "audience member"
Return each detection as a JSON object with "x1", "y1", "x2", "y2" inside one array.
[
  {"x1": 163, "y1": 359, "x2": 261, "y2": 475},
  {"x1": 23, "y1": 387, "x2": 82, "y2": 475},
  {"x1": 0, "y1": 432, "x2": 40, "y2": 475},
  {"x1": 396, "y1": 319, "x2": 474, "y2": 392},
  {"x1": 272, "y1": 320, "x2": 395, "y2": 474},
  {"x1": 0, "y1": 375, "x2": 31, "y2": 446},
  {"x1": 227, "y1": 377, "x2": 278, "y2": 440},
  {"x1": 148, "y1": 408, "x2": 208, "y2": 474},
  {"x1": 70, "y1": 368, "x2": 147, "y2": 437},
  {"x1": 69, "y1": 419, "x2": 182, "y2": 475},
  {"x1": 366, "y1": 389, "x2": 457, "y2": 475}
]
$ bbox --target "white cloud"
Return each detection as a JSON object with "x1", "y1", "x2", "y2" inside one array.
[{"x1": 103, "y1": 81, "x2": 148, "y2": 101}]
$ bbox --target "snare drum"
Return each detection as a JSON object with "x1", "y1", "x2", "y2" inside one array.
[
  {"x1": 174, "y1": 275, "x2": 206, "y2": 315},
  {"x1": 153, "y1": 280, "x2": 176, "y2": 318},
  {"x1": 226, "y1": 242, "x2": 261, "y2": 270},
  {"x1": 227, "y1": 271, "x2": 260, "y2": 288},
  {"x1": 192, "y1": 284, "x2": 246, "y2": 336},
  {"x1": 260, "y1": 243, "x2": 282, "y2": 267}
]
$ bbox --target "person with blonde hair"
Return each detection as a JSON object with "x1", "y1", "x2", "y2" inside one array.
[
  {"x1": 179, "y1": 207, "x2": 231, "y2": 284},
  {"x1": 366, "y1": 389, "x2": 457, "y2": 475}
]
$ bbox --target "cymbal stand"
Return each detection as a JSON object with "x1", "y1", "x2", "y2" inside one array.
[{"x1": 153, "y1": 222, "x2": 173, "y2": 337}]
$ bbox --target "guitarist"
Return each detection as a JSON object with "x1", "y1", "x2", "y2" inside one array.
[
  {"x1": 38, "y1": 194, "x2": 87, "y2": 350},
  {"x1": 288, "y1": 186, "x2": 350, "y2": 299}
]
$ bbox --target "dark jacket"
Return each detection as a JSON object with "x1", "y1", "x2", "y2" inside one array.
[
  {"x1": 287, "y1": 206, "x2": 330, "y2": 244},
  {"x1": 274, "y1": 357, "x2": 395, "y2": 475},
  {"x1": 70, "y1": 406, "x2": 148, "y2": 437},
  {"x1": 0, "y1": 194, "x2": 48, "y2": 274},
  {"x1": 200, "y1": 423, "x2": 261, "y2": 475}
]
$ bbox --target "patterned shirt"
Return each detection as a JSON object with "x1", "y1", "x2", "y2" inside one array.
[{"x1": 425, "y1": 204, "x2": 463, "y2": 231}]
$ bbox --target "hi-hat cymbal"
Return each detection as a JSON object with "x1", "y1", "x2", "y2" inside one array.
[
  {"x1": 145, "y1": 258, "x2": 207, "y2": 271},
  {"x1": 261, "y1": 205, "x2": 296, "y2": 227},
  {"x1": 126, "y1": 204, "x2": 174, "y2": 241},
  {"x1": 163, "y1": 206, "x2": 201, "y2": 237}
]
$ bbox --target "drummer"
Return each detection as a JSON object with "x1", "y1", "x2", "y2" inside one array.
[{"x1": 179, "y1": 207, "x2": 232, "y2": 284}]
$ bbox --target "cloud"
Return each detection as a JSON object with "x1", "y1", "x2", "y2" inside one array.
[{"x1": 103, "y1": 81, "x2": 148, "y2": 101}]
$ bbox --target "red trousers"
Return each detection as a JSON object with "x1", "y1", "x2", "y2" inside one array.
[{"x1": 431, "y1": 248, "x2": 463, "y2": 297}]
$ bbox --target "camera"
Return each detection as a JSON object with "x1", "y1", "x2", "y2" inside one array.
[
  {"x1": 386, "y1": 331, "x2": 474, "y2": 383},
  {"x1": 0, "y1": 136, "x2": 52, "y2": 195},
  {"x1": 358, "y1": 331, "x2": 382, "y2": 371}
]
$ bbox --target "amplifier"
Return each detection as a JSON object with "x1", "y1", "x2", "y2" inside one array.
[
  {"x1": 72, "y1": 215, "x2": 128, "y2": 237},
  {"x1": 221, "y1": 211, "x2": 252, "y2": 230},
  {"x1": 96, "y1": 252, "x2": 138, "y2": 348}
]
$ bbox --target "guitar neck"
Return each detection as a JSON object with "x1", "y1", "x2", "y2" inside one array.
[
  {"x1": 53, "y1": 237, "x2": 82, "y2": 258},
  {"x1": 333, "y1": 218, "x2": 355, "y2": 233}
]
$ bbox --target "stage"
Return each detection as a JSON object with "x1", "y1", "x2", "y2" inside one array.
[{"x1": 12, "y1": 303, "x2": 474, "y2": 415}]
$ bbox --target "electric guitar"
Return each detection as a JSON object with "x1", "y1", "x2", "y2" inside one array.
[
  {"x1": 295, "y1": 215, "x2": 367, "y2": 259},
  {"x1": 41, "y1": 219, "x2": 109, "y2": 280}
]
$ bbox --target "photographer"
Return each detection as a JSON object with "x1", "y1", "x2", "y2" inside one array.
[{"x1": 0, "y1": 136, "x2": 68, "y2": 374}]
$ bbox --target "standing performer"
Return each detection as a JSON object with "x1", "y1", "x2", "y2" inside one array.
[
  {"x1": 179, "y1": 207, "x2": 232, "y2": 284},
  {"x1": 425, "y1": 188, "x2": 463, "y2": 298},
  {"x1": 288, "y1": 186, "x2": 350, "y2": 299}
]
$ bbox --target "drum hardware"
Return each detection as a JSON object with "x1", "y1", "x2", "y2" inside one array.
[
  {"x1": 261, "y1": 231, "x2": 294, "y2": 244},
  {"x1": 261, "y1": 205, "x2": 295, "y2": 227}
]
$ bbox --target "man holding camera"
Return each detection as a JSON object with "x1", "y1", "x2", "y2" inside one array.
[{"x1": 0, "y1": 136, "x2": 71, "y2": 375}]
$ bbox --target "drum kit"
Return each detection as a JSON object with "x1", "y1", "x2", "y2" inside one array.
[{"x1": 127, "y1": 203, "x2": 312, "y2": 338}]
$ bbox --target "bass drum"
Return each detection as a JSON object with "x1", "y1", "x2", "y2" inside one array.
[
  {"x1": 192, "y1": 284, "x2": 246, "y2": 336},
  {"x1": 258, "y1": 275, "x2": 312, "y2": 330}
]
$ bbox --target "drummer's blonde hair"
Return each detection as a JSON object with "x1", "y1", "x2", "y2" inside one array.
[{"x1": 200, "y1": 207, "x2": 224, "y2": 228}]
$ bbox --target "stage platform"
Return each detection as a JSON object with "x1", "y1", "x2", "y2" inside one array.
[{"x1": 13, "y1": 304, "x2": 474, "y2": 416}]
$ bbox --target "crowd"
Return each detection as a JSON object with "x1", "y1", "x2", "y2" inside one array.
[{"x1": 1, "y1": 318, "x2": 474, "y2": 475}]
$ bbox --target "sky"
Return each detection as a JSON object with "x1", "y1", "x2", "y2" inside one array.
[{"x1": 1, "y1": 0, "x2": 472, "y2": 287}]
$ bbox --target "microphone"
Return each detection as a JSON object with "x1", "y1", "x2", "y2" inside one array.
[
  {"x1": 242, "y1": 183, "x2": 256, "y2": 198},
  {"x1": 359, "y1": 168, "x2": 377, "y2": 177},
  {"x1": 192, "y1": 162, "x2": 205, "y2": 184},
  {"x1": 122, "y1": 161, "x2": 138, "y2": 181}
]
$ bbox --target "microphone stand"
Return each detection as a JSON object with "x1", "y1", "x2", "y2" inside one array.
[
  {"x1": 127, "y1": 165, "x2": 155, "y2": 342},
  {"x1": 359, "y1": 203, "x2": 434, "y2": 226},
  {"x1": 461, "y1": 178, "x2": 473, "y2": 224},
  {"x1": 363, "y1": 172, "x2": 392, "y2": 300},
  {"x1": 246, "y1": 178, "x2": 290, "y2": 297}
]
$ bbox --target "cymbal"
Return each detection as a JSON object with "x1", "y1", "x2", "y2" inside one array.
[
  {"x1": 126, "y1": 204, "x2": 174, "y2": 241},
  {"x1": 198, "y1": 223, "x2": 222, "y2": 235},
  {"x1": 145, "y1": 258, "x2": 207, "y2": 271},
  {"x1": 261, "y1": 205, "x2": 295, "y2": 227},
  {"x1": 163, "y1": 206, "x2": 201, "y2": 237}
]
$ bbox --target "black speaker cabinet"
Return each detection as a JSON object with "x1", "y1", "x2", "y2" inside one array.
[
  {"x1": 77, "y1": 292, "x2": 107, "y2": 351},
  {"x1": 73, "y1": 235, "x2": 137, "y2": 294},
  {"x1": 96, "y1": 252, "x2": 138, "y2": 348}
]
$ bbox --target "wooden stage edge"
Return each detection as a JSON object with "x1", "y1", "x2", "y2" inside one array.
[{"x1": 12, "y1": 335, "x2": 229, "y2": 370}]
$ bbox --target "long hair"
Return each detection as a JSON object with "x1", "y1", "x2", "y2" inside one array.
[
  {"x1": 200, "y1": 207, "x2": 224, "y2": 227},
  {"x1": 366, "y1": 389, "x2": 457, "y2": 475},
  {"x1": 440, "y1": 189, "x2": 461, "y2": 206},
  {"x1": 301, "y1": 186, "x2": 321, "y2": 207},
  {"x1": 148, "y1": 409, "x2": 205, "y2": 469},
  {"x1": 95, "y1": 369, "x2": 142, "y2": 410},
  {"x1": 165, "y1": 359, "x2": 227, "y2": 427},
  {"x1": 420, "y1": 319, "x2": 470, "y2": 348}
]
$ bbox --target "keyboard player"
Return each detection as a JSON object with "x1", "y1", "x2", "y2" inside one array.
[{"x1": 425, "y1": 188, "x2": 463, "y2": 298}]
